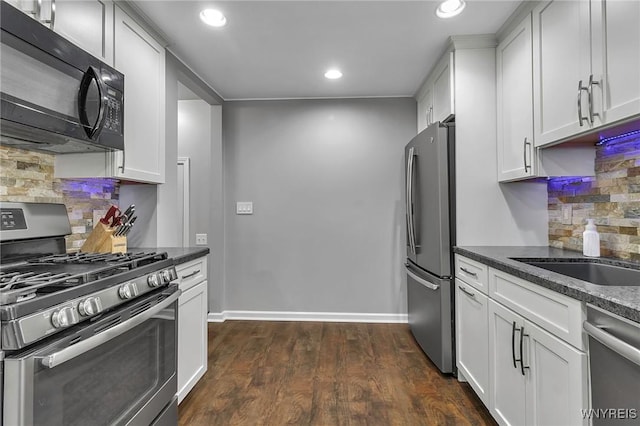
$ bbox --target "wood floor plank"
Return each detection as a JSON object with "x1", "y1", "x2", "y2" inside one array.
[{"x1": 178, "y1": 321, "x2": 496, "y2": 426}]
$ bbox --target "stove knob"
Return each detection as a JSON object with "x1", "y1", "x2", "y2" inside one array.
[
  {"x1": 78, "y1": 297, "x2": 103, "y2": 316},
  {"x1": 118, "y1": 283, "x2": 138, "y2": 300},
  {"x1": 169, "y1": 268, "x2": 178, "y2": 281},
  {"x1": 51, "y1": 307, "x2": 78, "y2": 328},
  {"x1": 162, "y1": 270, "x2": 172, "y2": 283},
  {"x1": 147, "y1": 274, "x2": 160, "y2": 288}
]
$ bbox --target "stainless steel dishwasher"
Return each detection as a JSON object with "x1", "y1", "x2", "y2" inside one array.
[{"x1": 583, "y1": 304, "x2": 640, "y2": 425}]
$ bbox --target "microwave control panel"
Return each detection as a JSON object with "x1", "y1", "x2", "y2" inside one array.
[{"x1": 104, "y1": 88, "x2": 123, "y2": 135}]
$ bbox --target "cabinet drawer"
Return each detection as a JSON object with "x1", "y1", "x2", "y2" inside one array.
[
  {"x1": 176, "y1": 257, "x2": 207, "y2": 292},
  {"x1": 489, "y1": 268, "x2": 585, "y2": 350},
  {"x1": 455, "y1": 255, "x2": 489, "y2": 294}
]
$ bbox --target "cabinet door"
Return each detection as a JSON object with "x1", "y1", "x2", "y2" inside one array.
[
  {"x1": 53, "y1": 0, "x2": 114, "y2": 65},
  {"x1": 524, "y1": 320, "x2": 588, "y2": 426},
  {"x1": 533, "y1": 0, "x2": 592, "y2": 147},
  {"x1": 456, "y1": 280, "x2": 489, "y2": 406},
  {"x1": 489, "y1": 300, "x2": 526, "y2": 426},
  {"x1": 416, "y1": 84, "x2": 433, "y2": 132},
  {"x1": 591, "y1": 0, "x2": 640, "y2": 125},
  {"x1": 432, "y1": 52, "x2": 454, "y2": 123},
  {"x1": 113, "y1": 7, "x2": 166, "y2": 183},
  {"x1": 178, "y1": 280, "x2": 208, "y2": 403},
  {"x1": 497, "y1": 14, "x2": 535, "y2": 182}
]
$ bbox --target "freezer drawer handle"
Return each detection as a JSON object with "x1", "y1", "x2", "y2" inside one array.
[
  {"x1": 37, "y1": 290, "x2": 180, "y2": 369},
  {"x1": 405, "y1": 265, "x2": 439, "y2": 291},
  {"x1": 583, "y1": 321, "x2": 640, "y2": 367},
  {"x1": 459, "y1": 267, "x2": 477, "y2": 277}
]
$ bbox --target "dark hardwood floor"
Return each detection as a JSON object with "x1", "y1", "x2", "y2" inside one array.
[{"x1": 178, "y1": 321, "x2": 496, "y2": 426}]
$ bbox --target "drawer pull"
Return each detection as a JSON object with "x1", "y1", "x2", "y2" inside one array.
[
  {"x1": 459, "y1": 286, "x2": 475, "y2": 299},
  {"x1": 460, "y1": 267, "x2": 477, "y2": 277},
  {"x1": 181, "y1": 270, "x2": 201, "y2": 280}
]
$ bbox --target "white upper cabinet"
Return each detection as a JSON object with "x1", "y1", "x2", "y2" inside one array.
[
  {"x1": 497, "y1": 13, "x2": 535, "y2": 181},
  {"x1": 532, "y1": 0, "x2": 640, "y2": 148},
  {"x1": 416, "y1": 85, "x2": 433, "y2": 133},
  {"x1": 591, "y1": 0, "x2": 640, "y2": 125},
  {"x1": 432, "y1": 52, "x2": 455, "y2": 124},
  {"x1": 113, "y1": 7, "x2": 165, "y2": 183},
  {"x1": 532, "y1": 0, "x2": 592, "y2": 147},
  {"x1": 6, "y1": 0, "x2": 114, "y2": 65},
  {"x1": 53, "y1": 0, "x2": 114, "y2": 65},
  {"x1": 416, "y1": 49, "x2": 454, "y2": 132},
  {"x1": 55, "y1": 6, "x2": 166, "y2": 184}
]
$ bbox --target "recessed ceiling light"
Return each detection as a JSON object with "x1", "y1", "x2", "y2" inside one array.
[
  {"x1": 435, "y1": 0, "x2": 466, "y2": 19},
  {"x1": 200, "y1": 9, "x2": 227, "y2": 27},
  {"x1": 324, "y1": 69, "x2": 343, "y2": 80}
]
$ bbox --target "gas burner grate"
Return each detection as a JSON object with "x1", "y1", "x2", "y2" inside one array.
[{"x1": 0, "y1": 270, "x2": 85, "y2": 303}]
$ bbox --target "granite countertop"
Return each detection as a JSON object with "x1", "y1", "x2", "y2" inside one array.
[
  {"x1": 453, "y1": 246, "x2": 640, "y2": 324},
  {"x1": 130, "y1": 247, "x2": 210, "y2": 265}
]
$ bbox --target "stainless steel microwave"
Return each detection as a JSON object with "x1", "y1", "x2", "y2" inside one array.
[{"x1": 0, "y1": 1, "x2": 124, "y2": 153}]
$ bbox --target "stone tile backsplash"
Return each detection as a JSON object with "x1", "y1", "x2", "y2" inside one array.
[
  {"x1": 549, "y1": 132, "x2": 640, "y2": 260},
  {"x1": 0, "y1": 146, "x2": 119, "y2": 252}
]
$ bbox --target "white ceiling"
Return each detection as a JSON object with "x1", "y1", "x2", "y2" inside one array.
[{"x1": 133, "y1": 0, "x2": 521, "y2": 101}]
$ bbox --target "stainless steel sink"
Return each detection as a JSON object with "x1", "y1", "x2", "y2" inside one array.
[{"x1": 511, "y1": 259, "x2": 640, "y2": 287}]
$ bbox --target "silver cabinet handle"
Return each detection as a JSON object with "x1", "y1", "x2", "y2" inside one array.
[
  {"x1": 459, "y1": 285, "x2": 475, "y2": 299},
  {"x1": 459, "y1": 267, "x2": 477, "y2": 277},
  {"x1": 37, "y1": 290, "x2": 180, "y2": 369},
  {"x1": 405, "y1": 265, "x2": 439, "y2": 291},
  {"x1": 429, "y1": 106, "x2": 433, "y2": 125},
  {"x1": 587, "y1": 74, "x2": 600, "y2": 125},
  {"x1": 523, "y1": 138, "x2": 532, "y2": 173},
  {"x1": 181, "y1": 270, "x2": 201, "y2": 280},
  {"x1": 118, "y1": 148, "x2": 126, "y2": 173},
  {"x1": 577, "y1": 80, "x2": 590, "y2": 127},
  {"x1": 584, "y1": 321, "x2": 640, "y2": 367}
]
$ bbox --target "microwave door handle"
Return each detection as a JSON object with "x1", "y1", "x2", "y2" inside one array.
[
  {"x1": 36, "y1": 290, "x2": 180, "y2": 369},
  {"x1": 78, "y1": 66, "x2": 108, "y2": 139}
]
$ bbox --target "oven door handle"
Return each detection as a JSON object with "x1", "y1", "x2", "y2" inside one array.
[{"x1": 37, "y1": 290, "x2": 180, "y2": 369}]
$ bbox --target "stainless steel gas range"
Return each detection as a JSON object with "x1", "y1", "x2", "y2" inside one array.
[{"x1": 0, "y1": 202, "x2": 180, "y2": 426}]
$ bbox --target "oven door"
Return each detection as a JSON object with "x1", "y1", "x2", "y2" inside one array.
[{"x1": 3, "y1": 286, "x2": 179, "y2": 426}]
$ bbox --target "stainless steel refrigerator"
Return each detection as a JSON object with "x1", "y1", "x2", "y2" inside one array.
[{"x1": 404, "y1": 121, "x2": 455, "y2": 374}]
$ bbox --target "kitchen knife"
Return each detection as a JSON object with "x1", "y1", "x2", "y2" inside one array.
[
  {"x1": 122, "y1": 216, "x2": 137, "y2": 236},
  {"x1": 100, "y1": 206, "x2": 121, "y2": 226},
  {"x1": 114, "y1": 205, "x2": 135, "y2": 227},
  {"x1": 116, "y1": 216, "x2": 137, "y2": 236}
]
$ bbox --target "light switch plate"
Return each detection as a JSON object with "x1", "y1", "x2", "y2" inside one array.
[
  {"x1": 236, "y1": 202, "x2": 253, "y2": 215},
  {"x1": 195, "y1": 234, "x2": 207, "y2": 245}
]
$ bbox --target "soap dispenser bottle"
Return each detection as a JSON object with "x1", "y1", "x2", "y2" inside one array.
[{"x1": 583, "y1": 219, "x2": 600, "y2": 257}]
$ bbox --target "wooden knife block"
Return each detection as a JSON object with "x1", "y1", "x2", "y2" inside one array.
[{"x1": 81, "y1": 222, "x2": 127, "y2": 254}]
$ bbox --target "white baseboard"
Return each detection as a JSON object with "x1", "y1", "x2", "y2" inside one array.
[{"x1": 207, "y1": 311, "x2": 408, "y2": 324}]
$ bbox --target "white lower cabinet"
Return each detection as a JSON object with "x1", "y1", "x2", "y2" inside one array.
[
  {"x1": 489, "y1": 299, "x2": 527, "y2": 426},
  {"x1": 455, "y1": 279, "x2": 489, "y2": 406},
  {"x1": 488, "y1": 299, "x2": 588, "y2": 426},
  {"x1": 176, "y1": 257, "x2": 208, "y2": 403},
  {"x1": 455, "y1": 255, "x2": 588, "y2": 426}
]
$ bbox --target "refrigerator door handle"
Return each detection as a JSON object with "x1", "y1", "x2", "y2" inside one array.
[
  {"x1": 406, "y1": 147, "x2": 417, "y2": 254},
  {"x1": 405, "y1": 264, "x2": 440, "y2": 291}
]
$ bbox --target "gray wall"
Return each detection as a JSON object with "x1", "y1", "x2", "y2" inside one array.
[{"x1": 223, "y1": 98, "x2": 415, "y2": 314}]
